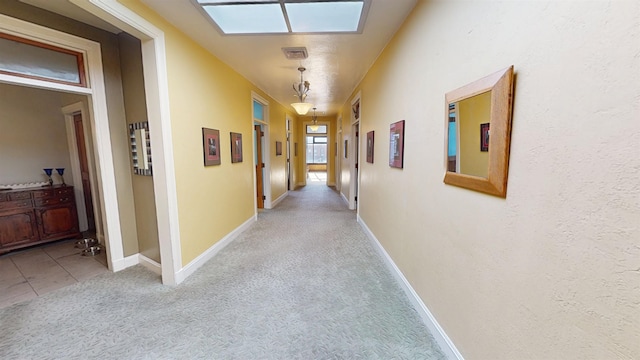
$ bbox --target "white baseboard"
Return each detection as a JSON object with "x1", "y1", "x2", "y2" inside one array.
[
  {"x1": 175, "y1": 214, "x2": 257, "y2": 283},
  {"x1": 340, "y1": 191, "x2": 349, "y2": 206},
  {"x1": 139, "y1": 254, "x2": 162, "y2": 275},
  {"x1": 357, "y1": 215, "x2": 464, "y2": 360},
  {"x1": 271, "y1": 191, "x2": 288, "y2": 208},
  {"x1": 112, "y1": 253, "x2": 140, "y2": 272}
]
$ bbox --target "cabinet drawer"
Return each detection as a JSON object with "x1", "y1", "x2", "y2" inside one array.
[
  {"x1": 0, "y1": 199, "x2": 32, "y2": 211},
  {"x1": 31, "y1": 190, "x2": 53, "y2": 199},
  {"x1": 34, "y1": 196, "x2": 73, "y2": 207},
  {"x1": 54, "y1": 187, "x2": 74, "y2": 197},
  {"x1": 9, "y1": 192, "x2": 31, "y2": 201}
]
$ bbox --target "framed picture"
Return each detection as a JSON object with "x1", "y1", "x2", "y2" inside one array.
[
  {"x1": 202, "y1": 128, "x2": 221, "y2": 166},
  {"x1": 344, "y1": 140, "x2": 348, "y2": 159},
  {"x1": 480, "y1": 123, "x2": 490, "y2": 152},
  {"x1": 389, "y1": 120, "x2": 405, "y2": 168},
  {"x1": 275, "y1": 141, "x2": 282, "y2": 156},
  {"x1": 230, "y1": 132, "x2": 243, "y2": 163},
  {"x1": 366, "y1": 131, "x2": 374, "y2": 163}
]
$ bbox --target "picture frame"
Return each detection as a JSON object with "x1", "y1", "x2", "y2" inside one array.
[
  {"x1": 366, "y1": 130, "x2": 374, "y2": 163},
  {"x1": 389, "y1": 120, "x2": 405, "y2": 168},
  {"x1": 344, "y1": 140, "x2": 348, "y2": 159},
  {"x1": 275, "y1": 141, "x2": 282, "y2": 156},
  {"x1": 202, "y1": 128, "x2": 221, "y2": 166},
  {"x1": 480, "y1": 123, "x2": 490, "y2": 152},
  {"x1": 230, "y1": 132, "x2": 243, "y2": 163}
]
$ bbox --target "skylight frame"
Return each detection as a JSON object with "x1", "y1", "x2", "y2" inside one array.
[{"x1": 193, "y1": 0, "x2": 371, "y2": 36}]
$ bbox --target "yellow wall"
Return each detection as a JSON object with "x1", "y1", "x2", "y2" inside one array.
[
  {"x1": 119, "y1": 0, "x2": 297, "y2": 265},
  {"x1": 458, "y1": 91, "x2": 490, "y2": 177},
  {"x1": 340, "y1": 0, "x2": 639, "y2": 359}
]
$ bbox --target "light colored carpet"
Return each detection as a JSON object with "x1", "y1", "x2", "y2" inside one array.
[{"x1": 0, "y1": 184, "x2": 446, "y2": 359}]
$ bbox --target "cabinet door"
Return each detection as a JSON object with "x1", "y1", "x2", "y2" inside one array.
[
  {"x1": 36, "y1": 205, "x2": 79, "y2": 240},
  {"x1": 0, "y1": 209, "x2": 38, "y2": 247}
]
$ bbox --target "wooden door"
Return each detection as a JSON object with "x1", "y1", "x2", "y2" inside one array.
[
  {"x1": 73, "y1": 113, "x2": 96, "y2": 231},
  {"x1": 255, "y1": 125, "x2": 264, "y2": 208}
]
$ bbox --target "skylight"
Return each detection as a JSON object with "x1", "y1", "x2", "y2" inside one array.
[{"x1": 196, "y1": 0, "x2": 369, "y2": 35}]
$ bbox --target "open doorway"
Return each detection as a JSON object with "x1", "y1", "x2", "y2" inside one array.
[
  {"x1": 349, "y1": 94, "x2": 361, "y2": 210},
  {"x1": 252, "y1": 93, "x2": 271, "y2": 209},
  {"x1": 305, "y1": 122, "x2": 329, "y2": 185}
]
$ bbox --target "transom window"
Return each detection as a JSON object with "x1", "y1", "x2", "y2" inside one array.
[
  {"x1": 0, "y1": 32, "x2": 86, "y2": 87},
  {"x1": 195, "y1": 0, "x2": 370, "y2": 35}
]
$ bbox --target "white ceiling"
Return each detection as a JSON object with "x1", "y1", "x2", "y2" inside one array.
[{"x1": 22, "y1": 0, "x2": 418, "y2": 116}]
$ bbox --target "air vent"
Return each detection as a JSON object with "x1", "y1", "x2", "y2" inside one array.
[{"x1": 282, "y1": 47, "x2": 308, "y2": 60}]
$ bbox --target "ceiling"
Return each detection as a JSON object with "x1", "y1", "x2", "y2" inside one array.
[{"x1": 21, "y1": 0, "x2": 418, "y2": 116}]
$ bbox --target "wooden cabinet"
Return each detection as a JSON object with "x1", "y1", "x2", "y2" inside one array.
[{"x1": 0, "y1": 186, "x2": 80, "y2": 254}]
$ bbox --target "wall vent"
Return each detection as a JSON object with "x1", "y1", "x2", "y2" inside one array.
[{"x1": 282, "y1": 47, "x2": 308, "y2": 60}]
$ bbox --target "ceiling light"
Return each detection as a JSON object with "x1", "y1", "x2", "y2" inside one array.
[
  {"x1": 309, "y1": 107, "x2": 320, "y2": 132},
  {"x1": 291, "y1": 66, "x2": 313, "y2": 115}
]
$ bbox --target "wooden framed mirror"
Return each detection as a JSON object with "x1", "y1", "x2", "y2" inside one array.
[{"x1": 443, "y1": 66, "x2": 514, "y2": 197}]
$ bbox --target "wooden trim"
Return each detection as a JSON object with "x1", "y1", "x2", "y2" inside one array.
[
  {"x1": 0, "y1": 31, "x2": 87, "y2": 87},
  {"x1": 443, "y1": 66, "x2": 514, "y2": 198}
]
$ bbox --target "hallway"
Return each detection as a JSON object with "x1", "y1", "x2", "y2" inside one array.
[{"x1": 0, "y1": 183, "x2": 445, "y2": 359}]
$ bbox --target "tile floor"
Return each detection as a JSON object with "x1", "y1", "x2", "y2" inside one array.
[
  {"x1": 307, "y1": 171, "x2": 327, "y2": 182},
  {"x1": 0, "y1": 239, "x2": 108, "y2": 309}
]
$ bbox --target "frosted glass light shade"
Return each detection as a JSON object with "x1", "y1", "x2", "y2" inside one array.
[{"x1": 291, "y1": 102, "x2": 313, "y2": 115}]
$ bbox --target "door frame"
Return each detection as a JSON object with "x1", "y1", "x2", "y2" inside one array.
[
  {"x1": 251, "y1": 92, "x2": 271, "y2": 209},
  {"x1": 335, "y1": 116, "x2": 342, "y2": 191},
  {"x1": 348, "y1": 92, "x2": 361, "y2": 210},
  {"x1": 51, "y1": 0, "x2": 183, "y2": 284},
  {"x1": 286, "y1": 115, "x2": 292, "y2": 191},
  {"x1": 0, "y1": 12, "x2": 127, "y2": 271},
  {"x1": 62, "y1": 101, "x2": 101, "y2": 236},
  {"x1": 302, "y1": 120, "x2": 331, "y2": 186}
]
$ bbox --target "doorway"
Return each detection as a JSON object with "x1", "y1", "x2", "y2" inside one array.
[
  {"x1": 304, "y1": 122, "x2": 329, "y2": 185},
  {"x1": 252, "y1": 93, "x2": 271, "y2": 209},
  {"x1": 286, "y1": 117, "x2": 292, "y2": 191},
  {"x1": 349, "y1": 94, "x2": 361, "y2": 210},
  {"x1": 254, "y1": 124, "x2": 265, "y2": 209}
]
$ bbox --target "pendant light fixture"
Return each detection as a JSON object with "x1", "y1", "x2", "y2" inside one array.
[
  {"x1": 309, "y1": 107, "x2": 320, "y2": 132},
  {"x1": 291, "y1": 66, "x2": 313, "y2": 115}
]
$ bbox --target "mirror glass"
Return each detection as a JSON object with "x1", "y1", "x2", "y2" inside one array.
[
  {"x1": 447, "y1": 91, "x2": 491, "y2": 178},
  {"x1": 129, "y1": 122, "x2": 152, "y2": 176},
  {"x1": 443, "y1": 66, "x2": 514, "y2": 197}
]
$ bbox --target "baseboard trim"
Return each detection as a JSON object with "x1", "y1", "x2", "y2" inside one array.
[
  {"x1": 175, "y1": 214, "x2": 257, "y2": 284},
  {"x1": 357, "y1": 215, "x2": 464, "y2": 360},
  {"x1": 112, "y1": 253, "x2": 140, "y2": 272},
  {"x1": 138, "y1": 254, "x2": 162, "y2": 275},
  {"x1": 271, "y1": 191, "x2": 288, "y2": 208},
  {"x1": 340, "y1": 191, "x2": 349, "y2": 206}
]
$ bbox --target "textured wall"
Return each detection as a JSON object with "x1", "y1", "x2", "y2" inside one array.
[
  {"x1": 345, "y1": 0, "x2": 640, "y2": 358},
  {"x1": 0, "y1": 84, "x2": 74, "y2": 186}
]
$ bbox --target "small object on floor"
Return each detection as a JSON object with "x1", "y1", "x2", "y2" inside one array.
[
  {"x1": 81, "y1": 246, "x2": 101, "y2": 256},
  {"x1": 75, "y1": 238, "x2": 98, "y2": 248}
]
